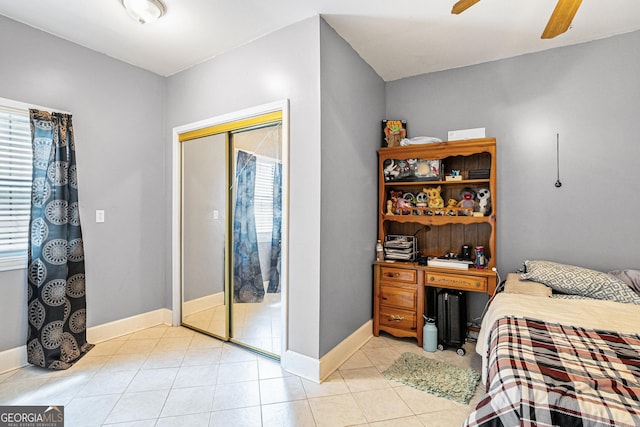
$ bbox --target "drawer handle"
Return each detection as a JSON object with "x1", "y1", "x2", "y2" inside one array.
[
  {"x1": 389, "y1": 314, "x2": 405, "y2": 322},
  {"x1": 429, "y1": 277, "x2": 435, "y2": 282},
  {"x1": 381, "y1": 296, "x2": 388, "y2": 300}
]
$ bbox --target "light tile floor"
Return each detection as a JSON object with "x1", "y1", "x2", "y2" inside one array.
[
  {"x1": 183, "y1": 287, "x2": 282, "y2": 355},
  {"x1": 0, "y1": 326, "x2": 483, "y2": 426}
]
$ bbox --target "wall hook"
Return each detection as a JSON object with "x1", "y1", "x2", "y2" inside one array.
[{"x1": 555, "y1": 133, "x2": 562, "y2": 188}]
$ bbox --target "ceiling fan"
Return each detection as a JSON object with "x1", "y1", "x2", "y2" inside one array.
[{"x1": 451, "y1": 0, "x2": 583, "y2": 39}]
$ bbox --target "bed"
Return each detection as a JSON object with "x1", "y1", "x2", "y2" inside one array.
[{"x1": 464, "y1": 265, "x2": 640, "y2": 427}]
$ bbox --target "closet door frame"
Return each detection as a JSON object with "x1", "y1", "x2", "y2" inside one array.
[{"x1": 171, "y1": 100, "x2": 289, "y2": 357}]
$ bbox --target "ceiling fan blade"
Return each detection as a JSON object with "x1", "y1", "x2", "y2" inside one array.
[
  {"x1": 451, "y1": 0, "x2": 481, "y2": 15},
  {"x1": 541, "y1": 0, "x2": 582, "y2": 39}
]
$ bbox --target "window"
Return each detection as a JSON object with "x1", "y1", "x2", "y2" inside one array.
[
  {"x1": 254, "y1": 159, "x2": 275, "y2": 238},
  {"x1": 0, "y1": 104, "x2": 31, "y2": 270}
]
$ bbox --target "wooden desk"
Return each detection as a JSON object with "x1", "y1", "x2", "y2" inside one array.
[{"x1": 373, "y1": 261, "x2": 497, "y2": 347}]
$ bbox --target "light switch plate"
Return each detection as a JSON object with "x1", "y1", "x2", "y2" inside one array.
[{"x1": 96, "y1": 210, "x2": 105, "y2": 223}]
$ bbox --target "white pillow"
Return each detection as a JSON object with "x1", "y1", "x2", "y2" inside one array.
[{"x1": 503, "y1": 273, "x2": 552, "y2": 297}]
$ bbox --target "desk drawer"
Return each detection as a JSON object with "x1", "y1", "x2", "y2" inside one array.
[
  {"x1": 379, "y1": 267, "x2": 417, "y2": 284},
  {"x1": 426, "y1": 272, "x2": 487, "y2": 292},
  {"x1": 380, "y1": 285, "x2": 416, "y2": 310},
  {"x1": 379, "y1": 306, "x2": 416, "y2": 331}
]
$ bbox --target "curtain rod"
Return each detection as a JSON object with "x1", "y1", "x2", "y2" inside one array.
[{"x1": 0, "y1": 97, "x2": 72, "y2": 115}]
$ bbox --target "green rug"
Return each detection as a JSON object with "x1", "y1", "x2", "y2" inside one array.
[{"x1": 382, "y1": 352, "x2": 481, "y2": 404}]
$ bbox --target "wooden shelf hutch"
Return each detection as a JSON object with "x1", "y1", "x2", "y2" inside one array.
[{"x1": 373, "y1": 138, "x2": 498, "y2": 347}]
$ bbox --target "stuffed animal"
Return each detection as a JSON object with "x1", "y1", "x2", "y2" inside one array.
[
  {"x1": 396, "y1": 196, "x2": 412, "y2": 215},
  {"x1": 445, "y1": 198, "x2": 458, "y2": 216},
  {"x1": 476, "y1": 188, "x2": 491, "y2": 216},
  {"x1": 458, "y1": 188, "x2": 476, "y2": 213},
  {"x1": 415, "y1": 192, "x2": 428, "y2": 208},
  {"x1": 389, "y1": 190, "x2": 403, "y2": 214},
  {"x1": 423, "y1": 186, "x2": 444, "y2": 209}
]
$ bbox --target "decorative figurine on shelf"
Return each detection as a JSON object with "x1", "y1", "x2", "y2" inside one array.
[
  {"x1": 412, "y1": 191, "x2": 427, "y2": 216},
  {"x1": 445, "y1": 169, "x2": 463, "y2": 182},
  {"x1": 396, "y1": 193, "x2": 413, "y2": 215},
  {"x1": 383, "y1": 159, "x2": 412, "y2": 181},
  {"x1": 386, "y1": 200, "x2": 394, "y2": 215},
  {"x1": 458, "y1": 188, "x2": 476, "y2": 215},
  {"x1": 383, "y1": 159, "x2": 400, "y2": 181},
  {"x1": 383, "y1": 120, "x2": 407, "y2": 147},
  {"x1": 424, "y1": 186, "x2": 444, "y2": 209},
  {"x1": 445, "y1": 198, "x2": 458, "y2": 216},
  {"x1": 389, "y1": 190, "x2": 403, "y2": 215},
  {"x1": 476, "y1": 188, "x2": 492, "y2": 216}
]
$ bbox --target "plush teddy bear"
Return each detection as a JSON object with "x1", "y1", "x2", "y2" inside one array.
[
  {"x1": 423, "y1": 186, "x2": 444, "y2": 209},
  {"x1": 476, "y1": 188, "x2": 491, "y2": 216}
]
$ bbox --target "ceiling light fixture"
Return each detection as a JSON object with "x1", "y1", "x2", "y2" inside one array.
[{"x1": 122, "y1": 0, "x2": 166, "y2": 24}]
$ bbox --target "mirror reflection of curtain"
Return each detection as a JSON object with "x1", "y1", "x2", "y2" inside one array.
[
  {"x1": 233, "y1": 150, "x2": 264, "y2": 303},
  {"x1": 267, "y1": 162, "x2": 281, "y2": 293}
]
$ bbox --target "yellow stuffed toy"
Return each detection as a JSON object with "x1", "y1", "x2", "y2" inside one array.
[{"x1": 423, "y1": 186, "x2": 444, "y2": 209}]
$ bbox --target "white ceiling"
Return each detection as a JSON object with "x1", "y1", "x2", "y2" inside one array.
[{"x1": 1, "y1": 0, "x2": 639, "y2": 81}]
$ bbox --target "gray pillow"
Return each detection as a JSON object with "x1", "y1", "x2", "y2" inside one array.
[
  {"x1": 608, "y1": 269, "x2": 640, "y2": 297},
  {"x1": 521, "y1": 260, "x2": 640, "y2": 305}
]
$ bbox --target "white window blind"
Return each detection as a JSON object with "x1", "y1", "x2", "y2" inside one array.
[
  {"x1": 0, "y1": 105, "x2": 31, "y2": 264},
  {"x1": 254, "y1": 159, "x2": 274, "y2": 236}
]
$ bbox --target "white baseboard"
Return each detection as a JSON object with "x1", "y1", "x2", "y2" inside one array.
[
  {"x1": 182, "y1": 292, "x2": 224, "y2": 316},
  {"x1": 1, "y1": 311, "x2": 371, "y2": 384},
  {"x1": 281, "y1": 349, "x2": 321, "y2": 383},
  {"x1": 87, "y1": 308, "x2": 173, "y2": 343},
  {"x1": 282, "y1": 320, "x2": 372, "y2": 383},
  {"x1": 0, "y1": 308, "x2": 173, "y2": 374},
  {"x1": 0, "y1": 345, "x2": 27, "y2": 375}
]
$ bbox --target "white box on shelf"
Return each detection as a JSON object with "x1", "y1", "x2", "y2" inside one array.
[{"x1": 448, "y1": 127, "x2": 485, "y2": 141}]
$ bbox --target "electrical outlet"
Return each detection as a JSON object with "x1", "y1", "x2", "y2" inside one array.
[{"x1": 95, "y1": 210, "x2": 105, "y2": 223}]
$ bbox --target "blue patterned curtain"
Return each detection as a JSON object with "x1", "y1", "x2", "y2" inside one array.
[
  {"x1": 267, "y1": 162, "x2": 282, "y2": 293},
  {"x1": 27, "y1": 110, "x2": 93, "y2": 370},
  {"x1": 233, "y1": 150, "x2": 264, "y2": 303}
]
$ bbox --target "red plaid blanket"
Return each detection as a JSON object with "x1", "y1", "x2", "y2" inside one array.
[{"x1": 464, "y1": 317, "x2": 640, "y2": 427}]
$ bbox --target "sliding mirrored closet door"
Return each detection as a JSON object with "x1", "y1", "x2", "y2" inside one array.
[
  {"x1": 230, "y1": 124, "x2": 282, "y2": 356},
  {"x1": 181, "y1": 133, "x2": 229, "y2": 339},
  {"x1": 180, "y1": 116, "x2": 282, "y2": 358}
]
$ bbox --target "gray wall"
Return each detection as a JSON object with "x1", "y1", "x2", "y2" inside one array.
[
  {"x1": 387, "y1": 30, "x2": 640, "y2": 318},
  {"x1": 3, "y1": 10, "x2": 637, "y2": 363},
  {"x1": 166, "y1": 16, "x2": 323, "y2": 358},
  {"x1": 0, "y1": 15, "x2": 166, "y2": 351},
  {"x1": 319, "y1": 20, "x2": 385, "y2": 356}
]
